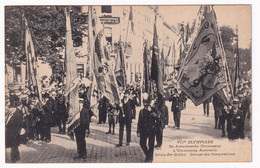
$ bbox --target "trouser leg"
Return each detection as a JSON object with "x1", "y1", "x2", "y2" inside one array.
[
  {"x1": 46, "y1": 124, "x2": 51, "y2": 141},
  {"x1": 147, "y1": 132, "x2": 155, "y2": 162},
  {"x1": 126, "y1": 121, "x2": 131, "y2": 143},
  {"x1": 156, "y1": 127, "x2": 163, "y2": 146},
  {"x1": 75, "y1": 127, "x2": 87, "y2": 156},
  {"x1": 11, "y1": 146, "x2": 20, "y2": 163},
  {"x1": 139, "y1": 132, "x2": 148, "y2": 157},
  {"x1": 176, "y1": 110, "x2": 181, "y2": 128},
  {"x1": 119, "y1": 122, "x2": 124, "y2": 144},
  {"x1": 206, "y1": 103, "x2": 209, "y2": 115}
]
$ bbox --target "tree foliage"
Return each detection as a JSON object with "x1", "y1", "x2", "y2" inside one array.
[{"x1": 5, "y1": 6, "x2": 87, "y2": 83}]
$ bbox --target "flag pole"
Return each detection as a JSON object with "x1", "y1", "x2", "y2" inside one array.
[
  {"x1": 212, "y1": 6, "x2": 234, "y2": 100},
  {"x1": 124, "y1": 8, "x2": 131, "y2": 52}
]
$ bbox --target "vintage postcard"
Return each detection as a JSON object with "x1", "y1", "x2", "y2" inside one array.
[{"x1": 4, "y1": 4, "x2": 252, "y2": 164}]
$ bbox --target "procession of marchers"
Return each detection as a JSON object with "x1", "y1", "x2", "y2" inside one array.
[{"x1": 5, "y1": 5, "x2": 251, "y2": 163}]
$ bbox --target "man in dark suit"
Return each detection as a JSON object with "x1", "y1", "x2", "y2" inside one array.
[
  {"x1": 155, "y1": 93, "x2": 168, "y2": 148},
  {"x1": 137, "y1": 93, "x2": 159, "y2": 162},
  {"x1": 116, "y1": 91, "x2": 132, "y2": 146},
  {"x1": 98, "y1": 96, "x2": 108, "y2": 124},
  {"x1": 55, "y1": 90, "x2": 68, "y2": 134},
  {"x1": 228, "y1": 98, "x2": 245, "y2": 140},
  {"x1": 42, "y1": 93, "x2": 55, "y2": 143},
  {"x1": 6, "y1": 91, "x2": 23, "y2": 163},
  {"x1": 73, "y1": 93, "x2": 91, "y2": 160},
  {"x1": 169, "y1": 89, "x2": 182, "y2": 129}
]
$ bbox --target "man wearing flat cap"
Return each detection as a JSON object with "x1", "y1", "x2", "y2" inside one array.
[
  {"x1": 228, "y1": 98, "x2": 245, "y2": 140},
  {"x1": 137, "y1": 93, "x2": 159, "y2": 162},
  {"x1": 116, "y1": 90, "x2": 133, "y2": 147}
]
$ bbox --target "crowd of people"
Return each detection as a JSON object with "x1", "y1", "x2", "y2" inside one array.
[
  {"x1": 5, "y1": 80, "x2": 251, "y2": 163},
  {"x1": 205, "y1": 82, "x2": 251, "y2": 140},
  {"x1": 5, "y1": 85, "x2": 68, "y2": 163}
]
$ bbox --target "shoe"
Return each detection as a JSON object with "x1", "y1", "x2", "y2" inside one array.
[
  {"x1": 154, "y1": 144, "x2": 159, "y2": 148},
  {"x1": 177, "y1": 127, "x2": 180, "y2": 130},
  {"x1": 112, "y1": 132, "x2": 115, "y2": 135},
  {"x1": 126, "y1": 143, "x2": 130, "y2": 146},
  {"x1": 116, "y1": 143, "x2": 122, "y2": 147},
  {"x1": 73, "y1": 155, "x2": 82, "y2": 160},
  {"x1": 45, "y1": 139, "x2": 51, "y2": 143},
  {"x1": 106, "y1": 131, "x2": 111, "y2": 134},
  {"x1": 97, "y1": 122, "x2": 102, "y2": 124},
  {"x1": 81, "y1": 155, "x2": 87, "y2": 159},
  {"x1": 221, "y1": 134, "x2": 226, "y2": 137}
]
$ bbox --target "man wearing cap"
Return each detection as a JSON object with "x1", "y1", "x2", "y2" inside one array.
[
  {"x1": 228, "y1": 98, "x2": 245, "y2": 139},
  {"x1": 116, "y1": 90, "x2": 133, "y2": 146},
  {"x1": 137, "y1": 93, "x2": 159, "y2": 162},
  {"x1": 41, "y1": 93, "x2": 53, "y2": 143},
  {"x1": 169, "y1": 89, "x2": 184, "y2": 129},
  {"x1": 155, "y1": 92, "x2": 168, "y2": 148}
]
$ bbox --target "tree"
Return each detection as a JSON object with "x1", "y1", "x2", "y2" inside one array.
[
  {"x1": 5, "y1": 6, "x2": 87, "y2": 83},
  {"x1": 219, "y1": 26, "x2": 236, "y2": 52}
]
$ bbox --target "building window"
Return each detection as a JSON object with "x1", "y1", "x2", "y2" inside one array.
[
  {"x1": 101, "y1": 6, "x2": 112, "y2": 13},
  {"x1": 77, "y1": 64, "x2": 84, "y2": 78},
  {"x1": 13, "y1": 65, "x2": 22, "y2": 83},
  {"x1": 104, "y1": 27, "x2": 112, "y2": 43}
]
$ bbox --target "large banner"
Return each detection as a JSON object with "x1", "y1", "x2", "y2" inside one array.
[
  {"x1": 89, "y1": 6, "x2": 120, "y2": 105},
  {"x1": 65, "y1": 8, "x2": 80, "y2": 133},
  {"x1": 24, "y1": 17, "x2": 42, "y2": 102},
  {"x1": 178, "y1": 7, "x2": 227, "y2": 106}
]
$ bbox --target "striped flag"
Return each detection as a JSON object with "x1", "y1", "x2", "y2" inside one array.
[
  {"x1": 178, "y1": 6, "x2": 227, "y2": 106},
  {"x1": 89, "y1": 6, "x2": 120, "y2": 105},
  {"x1": 24, "y1": 17, "x2": 42, "y2": 102},
  {"x1": 65, "y1": 8, "x2": 80, "y2": 133}
]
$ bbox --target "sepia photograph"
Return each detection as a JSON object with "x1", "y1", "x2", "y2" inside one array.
[{"x1": 3, "y1": 3, "x2": 253, "y2": 165}]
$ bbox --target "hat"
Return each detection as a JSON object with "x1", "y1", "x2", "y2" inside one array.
[
  {"x1": 21, "y1": 94, "x2": 28, "y2": 100},
  {"x1": 233, "y1": 98, "x2": 240, "y2": 104},
  {"x1": 237, "y1": 94, "x2": 243, "y2": 98},
  {"x1": 15, "y1": 90, "x2": 22, "y2": 96}
]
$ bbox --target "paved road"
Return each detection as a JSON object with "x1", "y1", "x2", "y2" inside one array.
[{"x1": 5, "y1": 100, "x2": 251, "y2": 163}]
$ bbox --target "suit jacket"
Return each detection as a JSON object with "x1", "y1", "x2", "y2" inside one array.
[
  {"x1": 6, "y1": 107, "x2": 23, "y2": 148},
  {"x1": 137, "y1": 107, "x2": 159, "y2": 133},
  {"x1": 169, "y1": 95, "x2": 181, "y2": 112},
  {"x1": 158, "y1": 104, "x2": 169, "y2": 129},
  {"x1": 119, "y1": 100, "x2": 132, "y2": 124}
]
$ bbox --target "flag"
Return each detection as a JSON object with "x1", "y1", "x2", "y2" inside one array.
[
  {"x1": 89, "y1": 6, "x2": 120, "y2": 105},
  {"x1": 129, "y1": 6, "x2": 134, "y2": 33},
  {"x1": 151, "y1": 15, "x2": 164, "y2": 95},
  {"x1": 161, "y1": 49, "x2": 166, "y2": 82},
  {"x1": 143, "y1": 40, "x2": 151, "y2": 93},
  {"x1": 87, "y1": 6, "x2": 99, "y2": 111},
  {"x1": 114, "y1": 39, "x2": 126, "y2": 88},
  {"x1": 178, "y1": 6, "x2": 227, "y2": 106},
  {"x1": 233, "y1": 38, "x2": 240, "y2": 96},
  {"x1": 185, "y1": 23, "x2": 190, "y2": 44},
  {"x1": 24, "y1": 17, "x2": 42, "y2": 102},
  {"x1": 65, "y1": 8, "x2": 80, "y2": 133}
]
